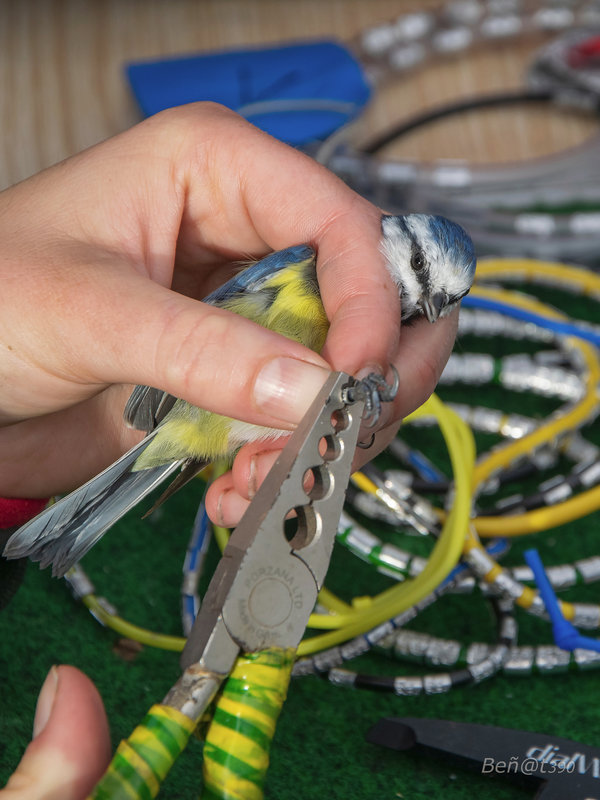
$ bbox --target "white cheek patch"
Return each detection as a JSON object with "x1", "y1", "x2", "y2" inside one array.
[
  {"x1": 428, "y1": 256, "x2": 472, "y2": 299},
  {"x1": 379, "y1": 229, "x2": 408, "y2": 290},
  {"x1": 380, "y1": 228, "x2": 422, "y2": 315}
]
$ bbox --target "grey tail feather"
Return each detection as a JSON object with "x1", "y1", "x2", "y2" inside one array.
[
  {"x1": 3, "y1": 431, "x2": 181, "y2": 578},
  {"x1": 142, "y1": 458, "x2": 208, "y2": 519}
]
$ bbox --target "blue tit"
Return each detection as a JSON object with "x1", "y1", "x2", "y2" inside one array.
[
  {"x1": 381, "y1": 214, "x2": 476, "y2": 323},
  {"x1": 4, "y1": 213, "x2": 475, "y2": 576}
]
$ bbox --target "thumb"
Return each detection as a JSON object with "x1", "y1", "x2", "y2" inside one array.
[
  {"x1": 104, "y1": 277, "x2": 332, "y2": 431},
  {"x1": 2, "y1": 666, "x2": 111, "y2": 800}
]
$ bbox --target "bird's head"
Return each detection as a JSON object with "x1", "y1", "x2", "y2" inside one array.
[{"x1": 381, "y1": 213, "x2": 476, "y2": 323}]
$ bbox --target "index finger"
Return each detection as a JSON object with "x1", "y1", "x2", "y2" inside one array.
[
  {"x1": 238, "y1": 155, "x2": 400, "y2": 376},
  {"x1": 311, "y1": 201, "x2": 401, "y2": 375}
]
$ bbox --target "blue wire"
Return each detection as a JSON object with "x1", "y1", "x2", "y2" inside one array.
[
  {"x1": 462, "y1": 295, "x2": 600, "y2": 347},
  {"x1": 181, "y1": 498, "x2": 212, "y2": 634},
  {"x1": 524, "y1": 548, "x2": 600, "y2": 652},
  {"x1": 444, "y1": 538, "x2": 509, "y2": 585},
  {"x1": 405, "y1": 448, "x2": 447, "y2": 484}
]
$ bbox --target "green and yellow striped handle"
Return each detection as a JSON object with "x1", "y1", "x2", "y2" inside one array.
[
  {"x1": 201, "y1": 648, "x2": 295, "y2": 800},
  {"x1": 88, "y1": 704, "x2": 196, "y2": 800},
  {"x1": 88, "y1": 647, "x2": 294, "y2": 799}
]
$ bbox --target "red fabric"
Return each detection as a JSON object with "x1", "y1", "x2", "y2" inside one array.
[
  {"x1": 568, "y1": 35, "x2": 600, "y2": 67},
  {"x1": 0, "y1": 497, "x2": 49, "y2": 528}
]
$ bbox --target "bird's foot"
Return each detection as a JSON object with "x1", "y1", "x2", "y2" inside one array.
[{"x1": 342, "y1": 365, "x2": 399, "y2": 429}]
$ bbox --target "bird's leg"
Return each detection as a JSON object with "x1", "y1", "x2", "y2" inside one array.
[{"x1": 342, "y1": 365, "x2": 399, "y2": 428}]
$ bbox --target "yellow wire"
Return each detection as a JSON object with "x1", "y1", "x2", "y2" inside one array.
[
  {"x1": 298, "y1": 394, "x2": 474, "y2": 655},
  {"x1": 452, "y1": 258, "x2": 600, "y2": 619},
  {"x1": 469, "y1": 286, "x2": 600, "y2": 492},
  {"x1": 476, "y1": 257, "x2": 600, "y2": 294},
  {"x1": 82, "y1": 594, "x2": 185, "y2": 651},
  {"x1": 460, "y1": 261, "x2": 600, "y2": 533},
  {"x1": 350, "y1": 472, "x2": 379, "y2": 496},
  {"x1": 317, "y1": 587, "x2": 353, "y2": 614},
  {"x1": 475, "y1": 486, "x2": 600, "y2": 537}
]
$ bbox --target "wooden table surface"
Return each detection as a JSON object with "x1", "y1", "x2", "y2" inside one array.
[{"x1": 0, "y1": 0, "x2": 596, "y2": 190}]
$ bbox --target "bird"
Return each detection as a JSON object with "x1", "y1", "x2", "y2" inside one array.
[{"x1": 4, "y1": 213, "x2": 476, "y2": 576}]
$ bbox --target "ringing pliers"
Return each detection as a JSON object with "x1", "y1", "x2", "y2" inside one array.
[{"x1": 88, "y1": 369, "x2": 384, "y2": 798}]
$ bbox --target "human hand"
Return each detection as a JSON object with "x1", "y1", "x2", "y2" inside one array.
[
  {"x1": 0, "y1": 102, "x2": 457, "y2": 518},
  {"x1": 1, "y1": 666, "x2": 110, "y2": 800}
]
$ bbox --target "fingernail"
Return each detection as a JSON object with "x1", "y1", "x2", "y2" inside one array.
[
  {"x1": 254, "y1": 358, "x2": 330, "y2": 424},
  {"x1": 33, "y1": 665, "x2": 58, "y2": 738},
  {"x1": 216, "y1": 489, "x2": 250, "y2": 528},
  {"x1": 247, "y1": 455, "x2": 258, "y2": 500}
]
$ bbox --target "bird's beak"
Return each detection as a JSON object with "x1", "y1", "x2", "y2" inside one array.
[{"x1": 420, "y1": 291, "x2": 448, "y2": 323}]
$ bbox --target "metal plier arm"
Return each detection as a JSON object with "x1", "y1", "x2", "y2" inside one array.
[{"x1": 89, "y1": 370, "x2": 369, "y2": 799}]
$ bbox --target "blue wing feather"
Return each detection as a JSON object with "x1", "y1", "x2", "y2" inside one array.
[{"x1": 204, "y1": 245, "x2": 315, "y2": 305}]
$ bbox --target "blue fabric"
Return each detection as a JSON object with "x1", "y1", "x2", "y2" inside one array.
[{"x1": 126, "y1": 40, "x2": 371, "y2": 146}]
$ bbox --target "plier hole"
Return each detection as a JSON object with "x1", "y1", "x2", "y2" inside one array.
[{"x1": 284, "y1": 505, "x2": 322, "y2": 550}]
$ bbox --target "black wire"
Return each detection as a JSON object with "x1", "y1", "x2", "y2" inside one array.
[
  {"x1": 333, "y1": 597, "x2": 516, "y2": 694},
  {"x1": 410, "y1": 459, "x2": 538, "y2": 495},
  {"x1": 361, "y1": 88, "x2": 554, "y2": 155},
  {"x1": 478, "y1": 468, "x2": 597, "y2": 518}
]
